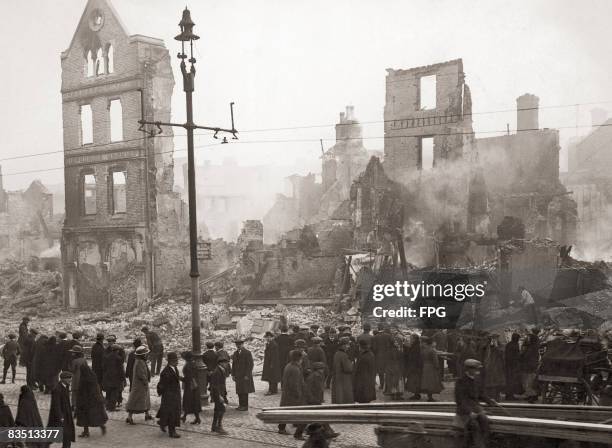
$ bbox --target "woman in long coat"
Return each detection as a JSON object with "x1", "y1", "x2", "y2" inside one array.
[
  {"x1": 353, "y1": 339, "x2": 376, "y2": 403},
  {"x1": 420, "y1": 337, "x2": 443, "y2": 401},
  {"x1": 180, "y1": 351, "x2": 202, "y2": 424},
  {"x1": 384, "y1": 338, "x2": 404, "y2": 400},
  {"x1": 331, "y1": 337, "x2": 354, "y2": 404},
  {"x1": 75, "y1": 363, "x2": 108, "y2": 437},
  {"x1": 32, "y1": 335, "x2": 48, "y2": 392},
  {"x1": 504, "y1": 333, "x2": 523, "y2": 400},
  {"x1": 404, "y1": 334, "x2": 422, "y2": 400},
  {"x1": 15, "y1": 385, "x2": 45, "y2": 448},
  {"x1": 261, "y1": 333, "x2": 281, "y2": 395},
  {"x1": 126, "y1": 346, "x2": 153, "y2": 424},
  {"x1": 156, "y1": 352, "x2": 182, "y2": 438},
  {"x1": 483, "y1": 336, "x2": 506, "y2": 401}
]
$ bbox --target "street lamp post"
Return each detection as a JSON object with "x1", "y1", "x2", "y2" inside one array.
[{"x1": 139, "y1": 6, "x2": 238, "y2": 405}]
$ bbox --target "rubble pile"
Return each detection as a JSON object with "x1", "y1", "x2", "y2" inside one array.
[{"x1": 0, "y1": 260, "x2": 63, "y2": 319}]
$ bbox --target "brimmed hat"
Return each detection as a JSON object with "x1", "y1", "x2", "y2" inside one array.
[
  {"x1": 264, "y1": 331, "x2": 274, "y2": 338},
  {"x1": 339, "y1": 336, "x2": 350, "y2": 345},
  {"x1": 141, "y1": 326, "x2": 149, "y2": 332},
  {"x1": 58, "y1": 332, "x2": 67, "y2": 339},
  {"x1": 135, "y1": 345, "x2": 150, "y2": 356},
  {"x1": 59, "y1": 371, "x2": 73, "y2": 379},
  {"x1": 181, "y1": 350, "x2": 193, "y2": 360},
  {"x1": 69, "y1": 345, "x2": 84, "y2": 354},
  {"x1": 111, "y1": 344, "x2": 122, "y2": 351},
  {"x1": 234, "y1": 338, "x2": 245, "y2": 344},
  {"x1": 106, "y1": 335, "x2": 117, "y2": 342},
  {"x1": 311, "y1": 336, "x2": 322, "y2": 343},
  {"x1": 167, "y1": 351, "x2": 178, "y2": 362},
  {"x1": 214, "y1": 341, "x2": 224, "y2": 348},
  {"x1": 7, "y1": 333, "x2": 16, "y2": 339},
  {"x1": 464, "y1": 359, "x2": 483, "y2": 369}
]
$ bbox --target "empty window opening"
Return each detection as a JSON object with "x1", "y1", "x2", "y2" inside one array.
[
  {"x1": 95, "y1": 48, "x2": 104, "y2": 75},
  {"x1": 419, "y1": 75, "x2": 437, "y2": 110},
  {"x1": 83, "y1": 174, "x2": 97, "y2": 215},
  {"x1": 106, "y1": 44, "x2": 114, "y2": 73},
  {"x1": 109, "y1": 99, "x2": 123, "y2": 142},
  {"x1": 86, "y1": 50, "x2": 95, "y2": 77},
  {"x1": 420, "y1": 137, "x2": 434, "y2": 170},
  {"x1": 111, "y1": 171, "x2": 127, "y2": 214},
  {"x1": 81, "y1": 104, "x2": 93, "y2": 145}
]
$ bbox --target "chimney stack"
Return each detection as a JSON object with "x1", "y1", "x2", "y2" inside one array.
[
  {"x1": 346, "y1": 105, "x2": 354, "y2": 121},
  {"x1": 516, "y1": 93, "x2": 539, "y2": 132},
  {"x1": 339, "y1": 112, "x2": 346, "y2": 123}
]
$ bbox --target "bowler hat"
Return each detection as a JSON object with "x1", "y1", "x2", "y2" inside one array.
[
  {"x1": 135, "y1": 345, "x2": 150, "y2": 356},
  {"x1": 167, "y1": 351, "x2": 178, "y2": 362},
  {"x1": 68, "y1": 345, "x2": 84, "y2": 354},
  {"x1": 464, "y1": 359, "x2": 483, "y2": 369},
  {"x1": 59, "y1": 371, "x2": 73, "y2": 379}
]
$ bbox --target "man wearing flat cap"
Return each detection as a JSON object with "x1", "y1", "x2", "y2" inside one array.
[
  {"x1": 231, "y1": 339, "x2": 255, "y2": 411},
  {"x1": 454, "y1": 359, "x2": 497, "y2": 448},
  {"x1": 262, "y1": 331, "x2": 280, "y2": 395},
  {"x1": 48, "y1": 371, "x2": 75, "y2": 447},
  {"x1": 209, "y1": 351, "x2": 231, "y2": 434}
]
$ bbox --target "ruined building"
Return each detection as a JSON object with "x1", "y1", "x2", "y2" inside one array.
[
  {"x1": 61, "y1": 0, "x2": 187, "y2": 310},
  {"x1": 0, "y1": 171, "x2": 61, "y2": 263},
  {"x1": 263, "y1": 106, "x2": 375, "y2": 243},
  {"x1": 563, "y1": 109, "x2": 612, "y2": 259}
]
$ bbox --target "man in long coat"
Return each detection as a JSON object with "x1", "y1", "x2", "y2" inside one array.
[
  {"x1": 209, "y1": 352, "x2": 230, "y2": 434},
  {"x1": 353, "y1": 339, "x2": 376, "y2": 403},
  {"x1": 75, "y1": 362, "x2": 107, "y2": 438},
  {"x1": 504, "y1": 333, "x2": 522, "y2": 400},
  {"x1": 18, "y1": 317, "x2": 30, "y2": 366},
  {"x1": 231, "y1": 339, "x2": 255, "y2": 411},
  {"x1": 202, "y1": 341, "x2": 218, "y2": 373},
  {"x1": 156, "y1": 352, "x2": 181, "y2": 438},
  {"x1": 306, "y1": 361, "x2": 339, "y2": 439},
  {"x1": 102, "y1": 344, "x2": 125, "y2": 411},
  {"x1": 331, "y1": 337, "x2": 354, "y2": 404},
  {"x1": 23, "y1": 329, "x2": 37, "y2": 388},
  {"x1": 48, "y1": 371, "x2": 75, "y2": 448},
  {"x1": 32, "y1": 334, "x2": 48, "y2": 392},
  {"x1": 262, "y1": 332, "x2": 280, "y2": 395},
  {"x1": 90, "y1": 333, "x2": 105, "y2": 387},
  {"x1": 483, "y1": 335, "x2": 505, "y2": 401},
  {"x1": 278, "y1": 350, "x2": 305, "y2": 439},
  {"x1": 372, "y1": 325, "x2": 392, "y2": 390},
  {"x1": 275, "y1": 326, "x2": 292, "y2": 383},
  {"x1": 69, "y1": 345, "x2": 88, "y2": 410},
  {"x1": 323, "y1": 328, "x2": 338, "y2": 388}
]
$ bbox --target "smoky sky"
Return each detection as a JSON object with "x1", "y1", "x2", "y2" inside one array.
[{"x1": 1, "y1": 0, "x2": 611, "y2": 190}]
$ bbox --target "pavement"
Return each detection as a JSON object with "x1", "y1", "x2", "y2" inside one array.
[{"x1": 0, "y1": 365, "x2": 456, "y2": 447}]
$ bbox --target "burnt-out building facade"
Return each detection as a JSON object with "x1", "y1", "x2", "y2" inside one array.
[{"x1": 61, "y1": 0, "x2": 187, "y2": 310}]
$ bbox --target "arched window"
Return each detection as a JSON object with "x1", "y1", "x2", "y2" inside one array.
[
  {"x1": 106, "y1": 44, "x2": 114, "y2": 74},
  {"x1": 86, "y1": 50, "x2": 95, "y2": 77},
  {"x1": 96, "y1": 47, "x2": 105, "y2": 75},
  {"x1": 109, "y1": 99, "x2": 123, "y2": 142}
]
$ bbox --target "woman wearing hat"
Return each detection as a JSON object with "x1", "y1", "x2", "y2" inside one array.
[
  {"x1": 156, "y1": 352, "x2": 182, "y2": 438},
  {"x1": 420, "y1": 336, "x2": 443, "y2": 402},
  {"x1": 180, "y1": 351, "x2": 201, "y2": 424},
  {"x1": 126, "y1": 346, "x2": 153, "y2": 425}
]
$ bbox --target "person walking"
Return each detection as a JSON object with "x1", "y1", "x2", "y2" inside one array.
[
  {"x1": 126, "y1": 345, "x2": 154, "y2": 424},
  {"x1": 125, "y1": 338, "x2": 142, "y2": 391},
  {"x1": 1, "y1": 333, "x2": 19, "y2": 384},
  {"x1": 262, "y1": 331, "x2": 280, "y2": 395},
  {"x1": 68, "y1": 345, "x2": 88, "y2": 411},
  {"x1": 305, "y1": 362, "x2": 339, "y2": 438},
  {"x1": 278, "y1": 350, "x2": 306, "y2": 440},
  {"x1": 353, "y1": 339, "x2": 376, "y2": 403},
  {"x1": 404, "y1": 333, "x2": 422, "y2": 400},
  {"x1": 41, "y1": 335, "x2": 61, "y2": 394},
  {"x1": 15, "y1": 385, "x2": 45, "y2": 448},
  {"x1": 180, "y1": 351, "x2": 202, "y2": 424},
  {"x1": 47, "y1": 371, "x2": 75, "y2": 448},
  {"x1": 102, "y1": 344, "x2": 125, "y2": 411},
  {"x1": 141, "y1": 327, "x2": 164, "y2": 376},
  {"x1": 156, "y1": 352, "x2": 182, "y2": 438},
  {"x1": 75, "y1": 363, "x2": 108, "y2": 438},
  {"x1": 18, "y1": 317, "x2": 30, "y2": 367},
  {"x1": 331, "y1": 337, "x2": 354, "y2": 404},
  {"x1": 202, "y1": 341, "x2": 218, "y2": 373},
  {"x1": 32, "y1": 334, "x2": 48, "y2": 392},
  {"x1": 420, "y1": 337, "x2": 443, "y2": 402},
  {"x1": 231, "y1": 339, "x2": 255, "y2": 411},
  {"x1": 209, "y1": 351, "x2": 230, "y2": 434},
  {"x1": 90, "y1": 333, "x2": 105, "y2": 387}
]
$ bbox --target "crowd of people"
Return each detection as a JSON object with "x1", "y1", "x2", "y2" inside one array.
[{"x1": 2, "y1": 316, "x2": 611, "y2": 448}]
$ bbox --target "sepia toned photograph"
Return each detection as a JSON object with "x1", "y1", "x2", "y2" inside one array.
[{"x1": 0, "y1": 1, "x2": 611, "y2": 447}]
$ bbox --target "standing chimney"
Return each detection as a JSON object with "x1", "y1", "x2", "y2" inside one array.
[{"x1": 516, "y1": 94, "x2": 539, "y2": 132}]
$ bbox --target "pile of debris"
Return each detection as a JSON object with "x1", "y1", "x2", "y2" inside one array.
[{"x1": 0, "y1": 260, "x2": 63, "y2": 319}]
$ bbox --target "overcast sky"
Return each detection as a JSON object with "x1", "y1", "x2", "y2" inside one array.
[{"x1": 1, "y1": 0, "x2": 611, "y2": 190}]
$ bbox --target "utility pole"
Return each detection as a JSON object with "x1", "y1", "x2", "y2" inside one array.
[{"x1": 138, "y1": 7, "x2": 238, "y2": 405}]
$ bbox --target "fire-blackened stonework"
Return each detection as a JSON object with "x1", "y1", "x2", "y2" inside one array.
[{"x1": 61, "y1": 0, "x2": 187, "y2": 310}]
